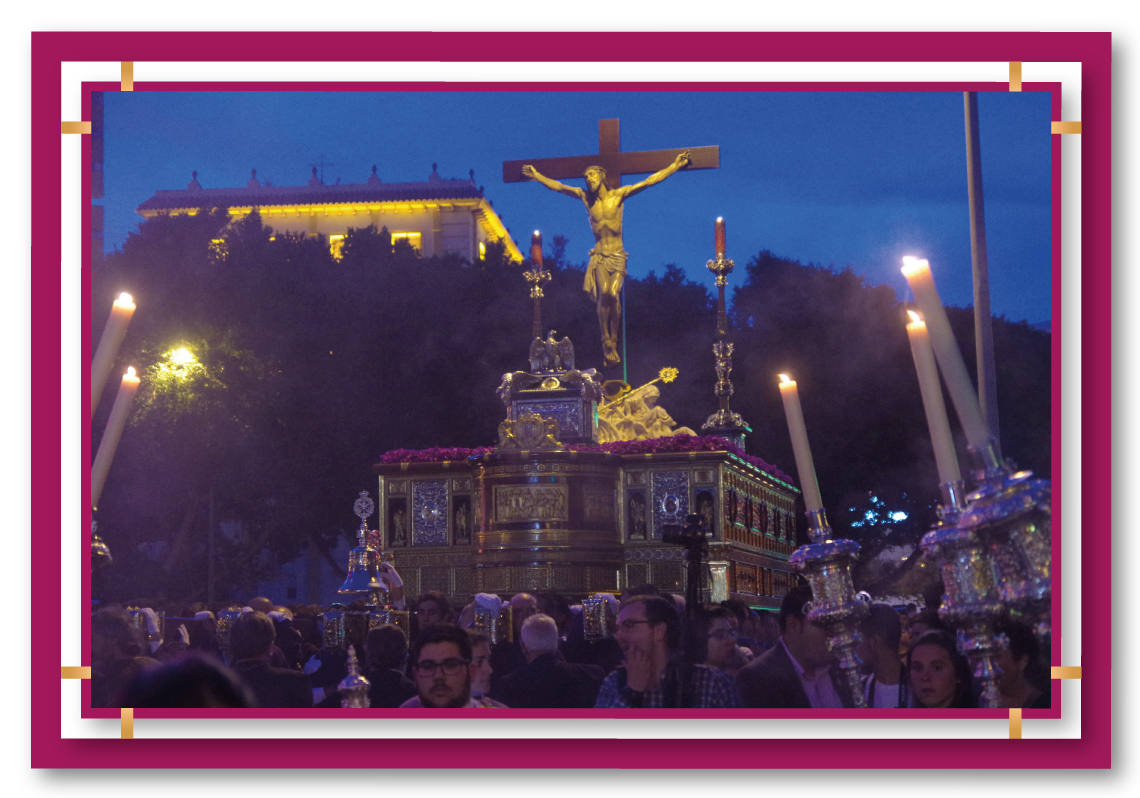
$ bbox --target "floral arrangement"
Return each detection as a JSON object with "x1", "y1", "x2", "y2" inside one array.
[
  {"x1": 377, "y1": 435, "x2": 793, "y2": 485},
  {"x1": 375, "y1": 445, "x2": 494, "y2": 464}
]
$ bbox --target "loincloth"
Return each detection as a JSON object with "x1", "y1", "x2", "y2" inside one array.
[{"x1": 583, "y1": 248, "x2": 628, "y2": 301}]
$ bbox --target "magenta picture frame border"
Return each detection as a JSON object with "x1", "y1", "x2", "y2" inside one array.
[{"x1": 32, "y1": 31, "x2": 1110, "y2": 768}]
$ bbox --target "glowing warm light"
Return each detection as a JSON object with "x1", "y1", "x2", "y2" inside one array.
[
  {"x1": 92, "y1": 294, "x2": 138, "y2": 419},
  {"x1": 901, "y1": 254, "x2": 992, "y2": 449},
  {"x1": 391, "y1": 232, "x2": 423, "y2": 252},
  {"x1": 901, "y1": 256, "x2": 927, "y2": 277},
  {"x1": 170, "y1": 348, "x2": 195, "y2": 366},
  {"x1": 125, "y1": 366, "x2": 137, "y2": 379},
  {"x1": 139, "y1": 194, "x2": 524, "y2": 262},
  {"x1": 907, "y1": 310, "x2": 922, "y2": 324},
  {"x1": 329, "y1": 233, "x2": 346, "y2": 260},
  {"x1": 776, "y1": 372, "x2": 823, "y2": 513},
  {"x1": 479, "y1": 241, "x2": 487, "y2": 261}
]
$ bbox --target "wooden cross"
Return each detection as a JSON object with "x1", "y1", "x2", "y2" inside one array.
[{"x1": 503, "y1": 118, "x2": 719, "y2": 190}]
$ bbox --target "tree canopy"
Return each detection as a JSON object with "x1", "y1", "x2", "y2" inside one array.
[{"x1": 91, "y1": 214, "x2": 1051, "y2": 602}]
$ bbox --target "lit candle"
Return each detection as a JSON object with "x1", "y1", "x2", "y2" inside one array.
[
  {"x1": 901, "y1": 257, "x2": 992, "y2": 449},
  {"x1": 906, "y1": 310, "x2": 962, "y2": 485},
  {"x1": 715, "y1": 217, "x2": 726, "y2": 257},
  {"x1": 91, "y1": 292, "x2": 136, "y2": 420},
  {"x1": 777, "y1": 374, "x2": 824, "y2": 513},
  {"x1": 91, "y1": 366, "x2": 141, "y2": 510},
  {"x1": 530, "y1": 230, "x2": 543, "y2": 265}
]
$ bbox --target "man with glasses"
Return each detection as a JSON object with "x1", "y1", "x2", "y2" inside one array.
[
  {"x1": 594, "y1": 595, "x2": 741, "y2": 708},
  {"x1": 400, "y1": 625, "x2": 489, "y2": 709}
]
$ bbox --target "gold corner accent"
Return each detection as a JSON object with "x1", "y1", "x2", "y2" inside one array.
[
  {"x1": 60, "y1": 666, "x2": 91, "y2": 679},
  {"x1": 1009, "y1": 62, "x2": 1022, "y2": 92},
  {"x1": 61, "y1": 121, "x2": 91, "y2": 135},
  {"x1": 121, "y1": 62, "x2": 134, "y2": 91},
  {"x1": 1051, "y1": 121, "x2": 1082, "y2": 134},
  {"x1": 1008, "y1": 707, "x2": 1022, "y2": 739},
  {"x1": 121, "y1": 707, "x2": 134, "y2": 739},
  {"x1": 1051, "y1": 666, "x2": 1082, "y2": 679}
]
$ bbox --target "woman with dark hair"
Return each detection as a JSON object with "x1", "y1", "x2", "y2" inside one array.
[
  {"x1": 995, "y1": 621, "x2": 1050, "y2": 709},
  {"x1": 906, "y1": 630, "x2": 976, "y2": 709}
]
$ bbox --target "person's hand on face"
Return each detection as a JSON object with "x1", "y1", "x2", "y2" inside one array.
[{"x1": 616, "y1": 604, "x2": 662, "y2": 692}]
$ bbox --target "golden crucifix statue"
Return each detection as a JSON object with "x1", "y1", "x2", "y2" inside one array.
[{"x1": 505, "y1": 119, "x2": 719, "y2": 368}]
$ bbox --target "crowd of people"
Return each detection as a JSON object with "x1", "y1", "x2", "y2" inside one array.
[{"x1": 90, "y1": 576, "x2": 1050, "y2": 711}]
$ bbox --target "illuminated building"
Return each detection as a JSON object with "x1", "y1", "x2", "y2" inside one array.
[{"x1": 136, "y1": 164, "x2": 522, "y2": 263}]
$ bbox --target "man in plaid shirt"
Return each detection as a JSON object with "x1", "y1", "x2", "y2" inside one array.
[{"x1": 595, "y1": 595, "x2": 742, "y2": 708}]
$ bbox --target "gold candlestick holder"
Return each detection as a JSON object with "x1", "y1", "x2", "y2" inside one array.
[
  {"x1": 959, "y1": 442, "x2": 1052, "y2": 638},
  {"x1": 790, "y1": 509, "x2": 870, "y2": 708},
  {"x1": 921, "y1": 478, "x2": 1006, "y2": 708}
]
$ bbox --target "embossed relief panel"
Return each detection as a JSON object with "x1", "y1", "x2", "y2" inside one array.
[
  {"x1": 582, "y1": 484, "x2": 616, "y2": 524},
  {"x1": 515, "y1": 399, "x2": 582, "y2": 437},
  {"x1": 627, "y1": 492, "x2": 648, "y2": 540},
  {"x1": 652, "y1": 471, "x2": 689, "y2": 540},
  {"x1": 412, "y1": 480, "x2": 448, "y2": 546},
  {"x1": 452, "y1": 495, "x2": 472, "y2": 545},
  {"x1": 695, "y1": 490, "x2": 715, "y2": 536},
  {"x1": 387, "y1": 497, "x2": 408, "y2": 548},
  {"x1": 494, "y1": 484, "x2": 569, "y2": 523}
]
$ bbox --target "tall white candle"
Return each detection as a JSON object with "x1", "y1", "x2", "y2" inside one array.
[
  {"x1": 901, "y1": 258, "x2": 992, "y2": 450},
  {"x1": 91, "y1": 293, "x2": 136, "y2": 420},
  {"x1": 777, "y1": 374, "x2": 824, "y2": 513},
  {"x1": 91, "y1": 366, "x2": 141, "y2": 510},
  {"x1": 906, "y1": 311, "x2": 962, "y2": 485}
]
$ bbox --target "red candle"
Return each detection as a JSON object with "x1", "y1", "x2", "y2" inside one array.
[
  {"x1": 715, "y1": 217, "x2": 726, "y2": 257},
  {"x1": 530, "y1": 230, "x2": 543, "y2": 265}
]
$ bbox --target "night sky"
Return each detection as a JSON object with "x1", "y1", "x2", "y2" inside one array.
[{"x1": 102, "y1": 89, "x2": 1052, "y2": 324}]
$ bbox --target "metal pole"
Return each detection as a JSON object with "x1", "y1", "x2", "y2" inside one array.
[{"x1": 964, "y1": 92, "x2": 1001, "y2": 459}]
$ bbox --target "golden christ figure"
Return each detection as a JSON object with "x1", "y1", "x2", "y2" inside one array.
[{"x1": 521, "y1": 150, "x2": 691, "y2": 368}]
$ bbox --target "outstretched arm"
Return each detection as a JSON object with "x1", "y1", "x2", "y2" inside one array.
[
  {"x1": 522, "y1": 164, "x2": 586, "y2": 200},
  {"x1": 620, "y1": 150, "x2": 691, "y2": 199}
]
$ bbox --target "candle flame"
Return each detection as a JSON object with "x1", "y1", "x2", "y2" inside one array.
[
  {"x1": 716, "y1": 217, "x2": 723, "y2": 222},
  {"x1": 901, "y1": 256, "x2": 929, "y2": 277},
  {"x1": 779, "y1": 373, "x2": 793, "y2": 385},
  {"x1": 114, "y1": 292, "x2": 135, "y2": 309},
  {"x1": 533, "y1": 230, "x2": 540, "y2": 236},
  {"x1": 126, "y1": 366, "x2": 136, "y2": 378},
  {"x1": 907, "y1": 310, "x2": 922, "y2": 324}
]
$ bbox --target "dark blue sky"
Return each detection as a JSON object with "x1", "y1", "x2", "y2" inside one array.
[{"x1": 103, "y1": 89, "x2": 1052, "y2": 324}]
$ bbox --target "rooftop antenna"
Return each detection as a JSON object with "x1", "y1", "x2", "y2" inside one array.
[{"x1": 309, "y1": 155, "x2": 336, "y2": 185}]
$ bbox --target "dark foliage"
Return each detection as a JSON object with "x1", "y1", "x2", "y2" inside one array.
[{"x1": 91, "y1": 215, "x2": 1050, "y2": 603}]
